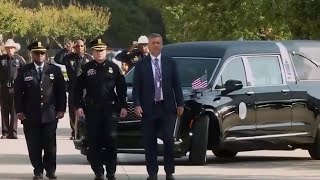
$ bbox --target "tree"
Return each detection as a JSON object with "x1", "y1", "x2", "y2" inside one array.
[
  {"x1": 0, "y1": 0, "x2": 31, "y2": 38},
  {"x1": 141, "y1": 0, "x2": 320, "y2": 42},
  {"x1": 0, "y1": 0, "x2": 110, "y2": 48}
]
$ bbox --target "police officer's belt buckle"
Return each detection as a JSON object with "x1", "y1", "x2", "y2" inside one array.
[{"x1": 6, "y1": 82, "x2": 11, "y2": 88}]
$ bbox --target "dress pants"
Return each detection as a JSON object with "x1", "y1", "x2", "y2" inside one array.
[
  {"x1": 85, "y1": 105, "x2": 118, "y2": 176},
  {"x1": 23, "y1": 122, "x2": 57, "y2": 176},
  {"x1": 0, "y1": 85, "x2": 17, "y2": 137},
  {"x1": 68, "y1": 88, "x2": 76, "y2": 137},
  {"x1": 142, "y1": 102, "x2": 176, "y2": 176}
]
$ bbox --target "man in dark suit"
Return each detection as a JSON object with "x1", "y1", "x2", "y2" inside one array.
[
  {"x1": 133, "y1": 33, "x2": 184, "y2": 180},
  {"x1": 14, "y1": 41, "x2": 67, "y2": 180}
]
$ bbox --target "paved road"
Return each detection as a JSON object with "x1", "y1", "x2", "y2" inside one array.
[{"x1": 0, "y1": 116, "x2": 320, "y2": 180}]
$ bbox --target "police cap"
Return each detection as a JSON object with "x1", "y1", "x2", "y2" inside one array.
[
  {"x1": 90, "y1": 38, "x2": 108, "y2": 51},
  {"x1": 27, "y1": 41, "x2": 49, "y2": 52}
]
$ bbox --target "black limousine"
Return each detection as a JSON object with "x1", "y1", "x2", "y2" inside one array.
[{"x1": 74, "y1": 40, "x2": 320, "y2": 165}]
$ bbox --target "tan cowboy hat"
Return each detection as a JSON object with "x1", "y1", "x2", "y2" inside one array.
[{"x1": 4, "y1": 39, "x2": 20, "y2": 51}]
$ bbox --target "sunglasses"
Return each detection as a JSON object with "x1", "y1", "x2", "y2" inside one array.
[{"x1": 33, "y1": 51, "x2": 46, "y2": 55}]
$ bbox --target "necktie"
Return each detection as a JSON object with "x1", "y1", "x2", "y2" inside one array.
[
  {"x1": 153, "y1": 58, "x2": 161, "y2": 101},
  {"x1": 38, "y1": 66, "x2": 42, "y2": 80}
]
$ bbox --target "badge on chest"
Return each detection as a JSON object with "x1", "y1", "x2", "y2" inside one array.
[
  {"x1": 49, "y1": 74, "x2": 54, "y2": 80},
  {"x1": 70, "y1": 60, "x2": 75, "y2": 66},
  {"x1": 108, "y1": 67, "x2": 113, "y2": 74},
  {"x1": 1, "y1": 59, "x2": 7, "y2": 66}
]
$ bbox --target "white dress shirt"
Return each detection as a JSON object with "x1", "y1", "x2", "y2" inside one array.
[
  {"x1": 150, "y1": 54, "x2": 163, "y2": 100},
  {"x1": 34, "y1": 62, "x2": 44, "y2": 73}
]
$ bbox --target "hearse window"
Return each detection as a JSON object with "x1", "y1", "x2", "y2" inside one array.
[
  {"x1": 291, "y1": 54, "x2": 320, "y2": 80},
  {"x1": 174, "y1": 57, "x2": 219, "y2": 87},
  {"x1": 247, "y1": 56, "x2": 283, "y2": 86},
  {"x1": 215, "y1": 57, "x2": 247, "y2": 89},
  {"x1": 125, "y1": 57, "x2": 220, "y2": 87}
]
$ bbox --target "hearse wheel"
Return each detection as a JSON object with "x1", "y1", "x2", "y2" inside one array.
[
  {"x1": 308, "y1": 127, "x2": 320, "y2": 159},
  {"x1": 189, "y1": 115, "x2": 210, "y2": 165},
  {"x1": 212, "y1": 149, "x2": 238, "y2": 158}
]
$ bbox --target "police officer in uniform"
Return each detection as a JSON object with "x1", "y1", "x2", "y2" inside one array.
[
  {"x1": 0, "y1": 39, "x2": 26, "y2": 139},
  {"x1": 115, "y1": 35, "x2": 149, "y2": 73},
  {"x1": 74, "y1": 39, "x2": 128, "y2": 180},
  {"x1": 14, "y1": 41, "x2": 66, "y2": 180},
  {"x1": 56, "y1": 39, "x2": 93, "y2": 140},
  {"x1": 53, "y1": 40, "x2": 73, "y2": 64}
]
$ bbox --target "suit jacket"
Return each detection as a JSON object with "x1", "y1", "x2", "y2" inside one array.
[
  {"x1": 132, "y1": 54, "x2": 184, "y2": 116},
  {"x1": 14, "y1": 63, "x2": 67, "y2": 125}
]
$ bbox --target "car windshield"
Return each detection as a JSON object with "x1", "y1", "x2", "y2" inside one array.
[{"x1": 125, "y1": 57, "x2": 220, "y2": 87}]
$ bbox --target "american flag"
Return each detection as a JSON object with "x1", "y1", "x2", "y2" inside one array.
[{"x1": 192, "y1": 73, "x2": 208, "y2": 90}]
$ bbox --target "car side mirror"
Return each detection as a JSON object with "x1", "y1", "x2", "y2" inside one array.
[{"x1": 222, "y1": 80, "x2": 243, "y2": 95}]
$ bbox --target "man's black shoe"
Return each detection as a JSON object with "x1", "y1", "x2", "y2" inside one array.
[
  {"x1": 166, "y1": 174, "x2": 175, "y2": 180},
  {"x1": 0, "y1": 135, "x2": 8, "y2": 139},
  {"x1": 147, "y1": 175, "x2": 157, "y2": 180},
  {"x1": 107, "y1": 174, "x2": 116, "y2": 180},
  {"x1": 94, "y1": 174, "x2": 104, "y2": 180},
  {"x1": 33, "y1": 174, "x2": 43, "y2": 180},
  {"x1": 8, "y1": 135, "x2": 18, "y2": 139},
  {"x1": 46, "y1": 173, "x2": 57, "y2": 179}
]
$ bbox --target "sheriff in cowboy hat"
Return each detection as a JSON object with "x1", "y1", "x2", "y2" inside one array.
[
  {"x1": 0, "y1": 39, "x2": 25, "y2": 140},
  {"x1": 4, "y1": 39, "x2": 21, "y2": 52}
]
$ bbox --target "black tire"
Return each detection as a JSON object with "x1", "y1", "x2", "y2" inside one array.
[
  {"x1": 308, "y1": 127, "x2": 320, "y2": 159},
  {"x1": 189, "y1": 115, "x2": 210, "y2": 165},
  {"x1": 213, "y1": 149, "x2": 238, "y2": 158}
]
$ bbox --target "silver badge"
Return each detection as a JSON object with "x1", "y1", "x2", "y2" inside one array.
[
  {"x1": 108, "y1": 67, "x2": 113, "y2": 74},
  {"x1": 49, "y1": 74, "x2": 54, "y2": 80},
  {"x1": 1, "y1": 59, "x2": 7, "y2": 66}
]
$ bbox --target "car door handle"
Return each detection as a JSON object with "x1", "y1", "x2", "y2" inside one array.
[
  {"x1": 246, "y1": 91, "x2": 255, "y2": 95},
  {"x1": 281, "y1": 89, "x2": 290, "y2": 93}
]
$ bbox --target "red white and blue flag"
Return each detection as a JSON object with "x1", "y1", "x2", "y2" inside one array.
[{"x1": 192, "y1": 73, "x2": 208, "y2": 90}]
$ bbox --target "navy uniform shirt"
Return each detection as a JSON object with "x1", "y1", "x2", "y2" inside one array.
[
  {"x1": 61, "y1": 52, "x2": 93, "y2": 82},
  {"x1": 115, "y1": 48, "x2": 146, "y2": 69},
  {"x1": 0, "y1": 54, "x2": 26, "y2": 85},
  {"x1": 74, "y1": 60, "x2": 127, "y2": 110}
]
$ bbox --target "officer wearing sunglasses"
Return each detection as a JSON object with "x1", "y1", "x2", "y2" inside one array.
[
  {"x1": 14, "y1": 41, "x2": 67, "y2": 180},
  {"x1": 56, "y1": 39, "x2": 93, "y2": 140}
]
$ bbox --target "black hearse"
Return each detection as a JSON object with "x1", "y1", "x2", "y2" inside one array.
[{"x1": 74, "y1": 40, "x2": 320, "y2": 165}]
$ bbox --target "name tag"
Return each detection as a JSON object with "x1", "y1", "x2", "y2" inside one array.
[
  {"x1": 87, "y1": 69, "x2": 96, "y2": 76},
  {"x1": 24, "y1": 76, "x2": 33, "y2": 81}
]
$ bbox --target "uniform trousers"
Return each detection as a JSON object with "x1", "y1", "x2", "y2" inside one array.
[
  {"x1": 23, "y1": 122, "x2": 57, "y2": 176},
  {"x1": 0, "y1": 85, "x2": 17, "y2": 137},
  {"x1": 85, "y1": 104, "x2": 118, "y2": 176}
]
